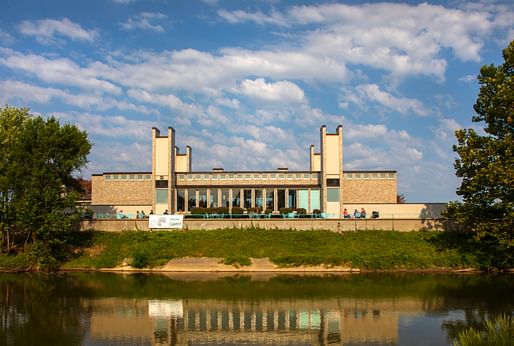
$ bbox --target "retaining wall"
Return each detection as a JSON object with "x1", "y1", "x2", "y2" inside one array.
[{"x1": 79, "y1": 218, "x2": 456, "y2": 232}]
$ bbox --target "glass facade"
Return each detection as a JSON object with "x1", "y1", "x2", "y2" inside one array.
[
  {"x1": 266, "y1": 190, "x2": 274, "y2": 210},
  {"x1": 221, "y1": 189, "x2": 230, "y2": 208},
  {"x1": 244, "y1": 189, "x2": 252, "y2": 208},
  {"x1": 255, "y1": 190, "x2": 263, "y2": 208},
  {"x1": 209, "y1": 189, "x2": 218, "y2": 208},
  {"x1": 277, "y1": 190, "x2": 286, "y2": 210},
  {"x1": 232, "y1": 189, "x2": 241, "y2": 208},
  {"x1": 288, "y1": 190, "x2": 297, "y2": 209},
  {"x1": 198, "y1": 189, "x2": 207, "y2": 208},
  {"x1": 187, "y1": 189, "x2": 196, "y2": 210},
  {"x1": 177, "y1": 189, "x2": 185, "y2": 211}
]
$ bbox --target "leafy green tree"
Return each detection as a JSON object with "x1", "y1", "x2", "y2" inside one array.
[
  {"x1": 0, "y1": 106, "x2": 91, "y2": 270},
  {"x1": 447, "y1": 40, "x2": 514, "y2": 269}
]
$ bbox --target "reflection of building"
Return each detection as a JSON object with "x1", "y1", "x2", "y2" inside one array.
[
  {"x1": 85, "y1": 297, "x2": 435, "y2": 345},
  {"x1": 91, "y1": 125, "x2": 398, "y2": 218}
]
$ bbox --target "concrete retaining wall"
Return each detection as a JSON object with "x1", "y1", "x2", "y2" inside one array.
[{"x1": 79, "y1": 217, "x2": 455, "y2": 232}]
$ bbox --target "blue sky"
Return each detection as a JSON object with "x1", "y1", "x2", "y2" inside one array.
[{"x1": 1, "y1": 0, "x2": 513, "y2": 202}]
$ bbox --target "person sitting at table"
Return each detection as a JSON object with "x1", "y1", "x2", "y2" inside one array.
[
  {"x1": 360, "y1": 208, "x2": 367, "y2": 218},
  {"x1": 343, "y1": 208, "x2": 350, "y2": 219},
  {"x1": 353, "y1": 209, "x2": 361, "y2": 218}
]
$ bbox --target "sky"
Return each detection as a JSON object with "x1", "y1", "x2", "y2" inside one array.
[{"x1": 0, "y1": 0, "x2": 513, "y2": 202}]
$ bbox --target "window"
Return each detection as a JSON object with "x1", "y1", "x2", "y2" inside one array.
[
  {"x1": 155, "y1": 180, "x2": 168, "y2": 188},
  {"x1": 177, "y1": 174, "x2": 185, "y2": 179},
  {"x1": 187, "y1": 189, "x2": 197, "y2": 210},
  {"x1": 120, "y1": 174, "x2": 127, "y2": 180},
  {"x1": 203, "y1": 174, "x2": 210, "y2": 180},
  {"x1": 287, "y1": 174, "x2": 293, "y2": 179},
  {"x1": 209, "y1": 189, "x2": 218, "y2": 207},
  {"x1": 327, "y1": 178, "x2": 340, "y2": 187},
  {"x1": 129, "y1": 174, "x2": 135, "y2": 180},
  {"x1": 156, "y1": 189, "x2": 168, "y2": 204},
  {"x1": 195, "y1": 175, "x2": 201, "y2": 180},
  {"x1": 266, "y1": 190, "x2": 274, "y2": 209},
  {"x1": 198, "y1": 189, "x2": 207, "y2": 208},
  {"x1": 232, "y1": 189, "x2": 241, "y2": 207},
  {"x1": 177, "y1": 189, "x2": 185, "y2": 211},
  {"x1": 211, "y1": 174, "x2": 218, "y2": 180},
  {"x1": 253, "y1": 174, "x2": 260, "y2": 179},
  {"x1": 104, "y1": 175, "x2": 111, "y2": 180},
  {"x1": 303, "y1": 173, "x2": 310, "y2": 179},
  {"x1": 220, "y1": 174, "x2": 226, "y2": 180},
  {"x1": 278, "y1": 174, "x2": 285, "y2": 179},
  {"x1": 187, "y1": 174, "x2": 193, "y2": 179},
  {"x1": 261, "y1": 174, "x2": 268, "y2": 180},
  {"x1": 138, "y1": 174, "x2": 144, "y2": 180},
  {"x1": 244, "y1": 189, "x2": 252, "y2": 208},
  {"x1": 145, "y1": 175, "x2": 151, "y2": 180},
  {"x1": 288, "y1": 190, "x2": 297, "y2": 209},
  {"x1": 277, "y1": 190, "x2": 286, "y2": 209},
  {"x1": 228, "y1": 174, "x2": 235, "y2": 179},
  {"x1": 112, "y1": 175, "x2": 118, "y2": 180},
  {"x1": 245, "y1": 174, "x2": 251, "y2": 179},
  {"x1": 237, "y1": 174, "x2": 243, "y2": 179},
  {"x1": 327, "y1": 188, "x2": 339, "y2": 202},
  {"x1": 221, "y1": 189, "x2": 230, "y2": 208},
  {"x1": 255, "y1": 190, "x2": 263, "y2": 208}
]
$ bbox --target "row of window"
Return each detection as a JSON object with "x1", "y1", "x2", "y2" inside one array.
[
  {"x1": 176, "y1": 173, "x2": 320, "y2": 181},
  {"x1": 344, "y1": 172, "x2": 395, "y2": 180},
  {"x1": 157, "y1": 188, "x2": 321, "y2": 211},
  {"x1": 104, "y1": 174, "x2": 152, "y2": 181},
  {"x1": 104, "y1": 172, "x2": 396, "y2": 182}
]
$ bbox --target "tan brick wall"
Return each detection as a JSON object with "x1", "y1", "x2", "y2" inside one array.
[
  {"x1": 92, "y1": 175, "x2": 153, "y2": 205},
  {"x1": 342, "y1": 178, "x2": 397, "y2": 203}
]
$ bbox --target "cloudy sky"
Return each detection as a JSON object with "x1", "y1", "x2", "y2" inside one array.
[{"x1": 1, "y1": 0, "x2": 512, "y2": 202}]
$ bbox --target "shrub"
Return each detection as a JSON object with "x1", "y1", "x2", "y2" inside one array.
[
  {"x1": 296, "y1": 208, "x2": 307, "y2": 214},
  {"x1": 222, "y1": 255, "x2": 252, "y2": 267},
  {"x1": 132, "y1": 248, "x2": 150, "y2": 268},
  {"x1": 190, "y1": 207, "x2": 206, "y2": 214},
  {"x1": 247, "y1": 207, "x2": 261, "y2": 213},
  {"x1": 231, "y1": 207, "x2": 244, "y2": 215},
  {"x1": 313, "y1": 209, "x2": 321, "y2": 215},
  {"x1": 265, "y1": 208, "x2": 273, "y2": 214},
  {"x1": 279, "y1": 208, "x2": 293, "y2": 215},
  {"x1": 217, "y1": 207, "x2": 229, "y2": 214}
]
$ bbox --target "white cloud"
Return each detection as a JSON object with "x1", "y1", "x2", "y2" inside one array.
[
  {"x1": 127, "y1": 89, "x2": 202, "y2": 116},
  {"x1": 0, "y1": 48, "x2": 121, "y2": 95},
  {"x1": 238, "y1": 78, "x2": 306, "y2": 103},
  {"x1": 459, "y1": 74, "x2": 476, "y2": 83},
  {"x1": 120, "y1": 12, "x2": 167, "y2": 32},
  {"x1": 54, "y1": 111, "x2": 156, "y2": 140},
  {"x1": 217, "y1": 9, "x2": 287, "y2": 26},
  {"x1": 218, "y1": 2, "x2": 512, "y2": 79},
  {"x1": 0, "y1": 30, "x2": 15, "y2": 45},
  {"x1": 0, "y1": 80, "x2": 152, "y2": 114},
  {"x1": 344, "y1": 84, "x2": 429, "y2": 116},
  {"x1": 17, "y1": 18, "x2": 97, "y2": 44}
]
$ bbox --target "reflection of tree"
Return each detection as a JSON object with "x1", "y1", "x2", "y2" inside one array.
[{"x1": 0, "y1": 274, "x2": 88, "y2": 346}]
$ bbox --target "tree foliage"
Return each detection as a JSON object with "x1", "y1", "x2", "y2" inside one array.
[
  {"x1": 0, "y1": 106, "x2": 91, "y2": 270},
  {"x1": 446, "y1": 40, "x2": 514, "y2": 269}
]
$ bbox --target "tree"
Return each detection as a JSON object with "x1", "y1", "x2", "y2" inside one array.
[
  {"x1": 0, "y1": 106, "x2": 91, "y2": 270},
  {"x1": 446, "y1": 40, "x2": 514, "y2": 269}
]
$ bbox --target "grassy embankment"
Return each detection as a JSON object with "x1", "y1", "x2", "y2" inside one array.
[{"x1": 0, "y1": 228, "x2": 488, "y2": 271}]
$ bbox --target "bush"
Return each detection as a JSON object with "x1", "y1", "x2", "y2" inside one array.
[
  {"x1": 265, "y1": 208, "x2": 273, "y2": 214},
  {"x1": 279, "y1": 208, "x2": 293, "y2": 215},
  {"x1": 296, "y1": 208, "x2": 307, "y2": 214},
  {"x1": 247, "y1": 207, "x2": 261, "y2": 213},
  {"x1": 132, "y1": 248, "x2": 150, "y2": 268},
  {"x1": 313, "y1": 209, "x2": 321, "y2": 215},
  {"x1": 222, "y1": 255, "x2": 251, "y2": 267},
  {"x1": 231, "y1": 207, "x2": 244, "y2": 215},
  {"x1": 190, "y1": 207, "x2": 207, "y2": 214}
]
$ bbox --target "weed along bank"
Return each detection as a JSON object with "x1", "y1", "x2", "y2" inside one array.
[{"x1": 90, "y1": 125, "x2": 446, "y2": 224}]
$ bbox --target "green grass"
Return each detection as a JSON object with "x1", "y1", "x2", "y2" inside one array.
[
  {"x1": 453, "y1": 314, "x2": 514, "y2": 346},
  {"x1": 59, "y1": 228, "x2": 481, "y2": 270}
]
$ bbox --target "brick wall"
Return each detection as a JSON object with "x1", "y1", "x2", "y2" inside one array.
[
  {"x1": 342, "y1": 178, "x2": 397, "y2": 203},
  {"x1": 92, "y1": 175, "x2": 153, "y2": 205}
]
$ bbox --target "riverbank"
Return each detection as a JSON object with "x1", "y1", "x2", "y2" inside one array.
[{"x1": 1, "y1": 228, "x2": 497, "y2": 272}]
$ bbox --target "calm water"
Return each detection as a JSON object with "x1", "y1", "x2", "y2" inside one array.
[{"x1": 0, "y1": 272, "x2": 513, "y2": 346}]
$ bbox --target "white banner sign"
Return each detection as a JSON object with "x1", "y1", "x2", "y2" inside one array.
[{"x1": 149, "y1": 214, "x2": 184, "y2": 229}]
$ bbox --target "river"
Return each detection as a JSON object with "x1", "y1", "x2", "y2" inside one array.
[{"x1": 0, "y1": 272, "x2": 513, "y2": 345}]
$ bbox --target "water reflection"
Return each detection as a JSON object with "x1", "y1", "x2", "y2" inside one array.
[{"x1": 1, "y1": 273, "x2": 513, "y2": 346}]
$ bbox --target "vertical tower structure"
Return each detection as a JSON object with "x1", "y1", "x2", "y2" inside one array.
[
  {"x1": 320, "y1": 125, "x2": 344, "y2": 216},
  {"x1": 152, "y1": 127, "x2": 191, "y2": 214}
]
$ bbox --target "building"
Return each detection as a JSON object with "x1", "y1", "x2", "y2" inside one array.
[{"x1": 91, "y1": 125, "x2": 397, "y2": 218}]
